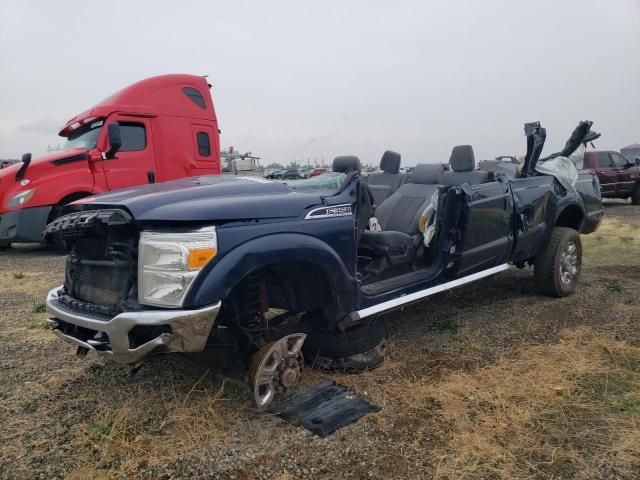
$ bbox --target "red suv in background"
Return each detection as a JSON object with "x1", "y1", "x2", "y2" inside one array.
[{"x1": 309, "y1": 167, "x2": 327, "y2": 177}]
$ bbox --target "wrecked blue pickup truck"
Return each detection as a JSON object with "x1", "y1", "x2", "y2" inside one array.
[{"x1": 46, "y1": 121, "x2": 603, "y2": 408}]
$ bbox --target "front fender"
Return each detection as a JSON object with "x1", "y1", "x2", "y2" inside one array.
[
  {"x1": 29, "y1": 166, "x2": 95, "y2": 210},
  {"x1": 184, "y1": 233, "x2": 358, "y2": 321}
]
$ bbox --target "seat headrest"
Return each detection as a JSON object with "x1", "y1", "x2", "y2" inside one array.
[
  {"x1": 333, "y1": 155, "x2": 362, "y2": 173},
  {"x1": 380, "y1": 150, "x2": 401, "y2": 174},
  {"x1": 411, "y1": 163, "x2": 443, "y2": 184},
  {"x1": 449, "y1": 145, "x2": 475, "y2": 172}
]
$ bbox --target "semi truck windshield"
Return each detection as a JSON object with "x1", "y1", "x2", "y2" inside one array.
[{"x1": 64, "y1": 120, "x2": 104, "y2": 149}]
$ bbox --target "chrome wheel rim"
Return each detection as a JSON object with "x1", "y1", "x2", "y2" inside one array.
[
  {"x1": 560, "y1": 240, "x2": 579, "y2": 287},
  {"x1": 249, "y1": 333, "x2": 306, "y2": 409}
]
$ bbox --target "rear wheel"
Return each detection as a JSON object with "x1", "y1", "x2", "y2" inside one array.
[
  {"x1": 534, "y1": 227, "x2": 582, "y2": 297},
  {"x1": 631, "y1": 184, "x2": 640, "y2": 205}
]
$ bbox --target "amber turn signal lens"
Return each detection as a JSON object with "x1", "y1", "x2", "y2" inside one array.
[{"x1": 187, "y1": 247, "x2": 216, "y2": 269}]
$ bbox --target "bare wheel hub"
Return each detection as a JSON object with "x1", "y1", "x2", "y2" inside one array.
[
  {"x1": 279, "y1": 359, "x2": 301, "y2": 388},
  {"x1": 248, "y1": 333, "x2": 306, "y2": 409}
]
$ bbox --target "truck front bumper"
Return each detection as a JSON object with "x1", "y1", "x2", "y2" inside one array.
[
  {"x1": 46, "y1": 287, "x2": 221, "y2": 365},
  {"x1": 0, "y1": 205, "x2": 53, "y2": 246}
]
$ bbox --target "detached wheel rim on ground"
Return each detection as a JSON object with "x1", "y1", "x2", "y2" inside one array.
[{"x1": 248, "y1": 333, "x2": 306, "y2": 409}]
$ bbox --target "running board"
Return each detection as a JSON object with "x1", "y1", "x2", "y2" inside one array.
[{"x1": 357, "y1": 263, "x2": 510, "y2": 319}]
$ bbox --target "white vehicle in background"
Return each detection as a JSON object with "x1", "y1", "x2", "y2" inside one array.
[
  {"x1": 299, "y1": 167, "x2": 312, "y2": 178},
  {"x1": 222, "y1": 146, "x2": 261, "y2": 173}
]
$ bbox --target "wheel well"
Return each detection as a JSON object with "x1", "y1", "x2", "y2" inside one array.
[
  {"x1": 47, "y1": 192, "x2": 93, "y2": 222},
  {"x1": 230, "y1": 261, "x2": 335, "y2": 318},
  {"x1": 555, "y1": 205, "x2": 583, "y2": 231}
]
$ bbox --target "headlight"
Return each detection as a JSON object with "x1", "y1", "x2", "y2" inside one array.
[
  {"x1": 138, "y1": 227, "x2": 217, "y2": 307},
  {"x1": 7, "y1": 188, "x2": 36, "y2": 208}
]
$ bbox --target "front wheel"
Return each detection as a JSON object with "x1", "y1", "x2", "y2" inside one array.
[
  {"x1": 46, "y1": 206, "x2": 69, "y2": 254},
  {"x1": 534, "y1": 227, "x2": 582, "y2": 297},
  {"x1": 300, "y1": 313, "x2": 386, "y2": 371},
  {"x1": 631, "y1": 184, "x2": 640, "y2": 205}
]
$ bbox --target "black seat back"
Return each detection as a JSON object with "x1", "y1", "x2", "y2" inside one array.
[
  {"x1": 368, "y1": 150, "x2": 403, "y2": 205},
  {"x1": 333, "y1": 155, "x2": 362, "y2": 173},
  {"x1": 332, "y1": 155, "x2": 372, "y2": 242},
  {"x1": 478, "y1": 159, "x2": 520, "y2": 179},
  {"x1": 375, "y1": 163, "x2": 442, "y2": 235},
  {"x1": 440, "y1": 145, "x2": 489, "y2": 186}
]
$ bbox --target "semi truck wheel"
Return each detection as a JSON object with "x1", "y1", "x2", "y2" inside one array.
[
  {"x1": 300, "y1": 313, "x2": 386, "y2": 371},
  {"x1": 534, "y1": 227, "x2": 582, "y2": 297},
  {"x1": 47, "y1": 206, "x2": 68, "y2": 253},
  {"x1": 49, "y1": 233, "x2": 67, "y2": 253},
  {"x1": 631, "y1": 184, "x2": 640, "y2": 205}
]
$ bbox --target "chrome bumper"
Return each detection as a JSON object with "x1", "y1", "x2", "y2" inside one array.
[{"x1": 46, "y1": 287, "x2": 221, "y2": 365}]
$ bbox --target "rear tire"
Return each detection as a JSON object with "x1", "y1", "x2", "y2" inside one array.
[
  {"x1": 534, "y1": 227, "x2": 582, "y2": 297},
  {"x1": 631, "y1": 184, "x2": 640, "y2": 205}
]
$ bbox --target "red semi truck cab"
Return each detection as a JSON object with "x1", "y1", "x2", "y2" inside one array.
[{"x1": 0, "y1": 74, "x2": 221, "y2": 249}]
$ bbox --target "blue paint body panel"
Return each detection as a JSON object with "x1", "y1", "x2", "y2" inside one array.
[{"x1": 68, "y1": 170, "x2": 603, "y2": 320}]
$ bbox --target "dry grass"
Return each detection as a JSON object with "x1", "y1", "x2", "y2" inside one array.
[
  {"x1": 382, "y1": 327, "x2": 640, "y2": 479},
  {"x1": 2, "y1": 209, "x2": 640, "y2": 479},
  {"x1": 0, "y1": 270, "x2": 58, "y2": 296},
  {"x1": 63, "y1": 375, "x2": 237, "y2": 479},
  {"x1": 582, "y1": 218, "x2": 640, "y2": 267}
]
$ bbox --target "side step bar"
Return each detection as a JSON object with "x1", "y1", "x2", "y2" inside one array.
[{"x1": 357, "y1": 263, "x2": 510, "y2": 319}]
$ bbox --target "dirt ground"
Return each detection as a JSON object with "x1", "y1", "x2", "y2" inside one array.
[{"x1": 1, "y1": 200, "x2": 639, "y2": 479}]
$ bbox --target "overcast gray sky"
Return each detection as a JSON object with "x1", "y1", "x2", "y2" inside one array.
[{"x1": 1, "y1": 0, "x2": 639, "y2": 165}]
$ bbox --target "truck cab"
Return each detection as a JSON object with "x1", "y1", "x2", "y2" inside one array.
[
  {"x1": 579, "y1": 150, "x2": 640, "y2": 204},
  {"x1": 0, "y1": 74, "x2": 221, "y2": 250}
]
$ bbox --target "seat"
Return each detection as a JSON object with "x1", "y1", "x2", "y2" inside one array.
[
  {"x1": 359, "y1": 163, "x2": 443, "y2": 274},
  {"x1": 333, "y1": 155, "x2": 362, "y2": 174},
  {"x1": 440, "y1": 145, "x2": 489, "y2": 186},
  {"x1": 367, "y1": 150, "x2": 403, "y2": 205},
  {"x1": 478, "y1": 159, "x2": 520, "y2": 179},
  {"x1": 332, "y1": 155, "x2": 373, "y2": 243}
]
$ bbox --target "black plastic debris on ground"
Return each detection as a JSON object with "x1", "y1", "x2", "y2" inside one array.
[{"x1": 269, "y1": 380, "x2": 380, "y2": 436}]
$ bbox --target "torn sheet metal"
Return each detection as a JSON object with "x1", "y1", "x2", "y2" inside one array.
[
  {"x1": 269, "y1": 380, "x2": 379, "y2": 436},
  {"x1": 535, "y1": 155, "x2": 579, "y2": 194}
]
